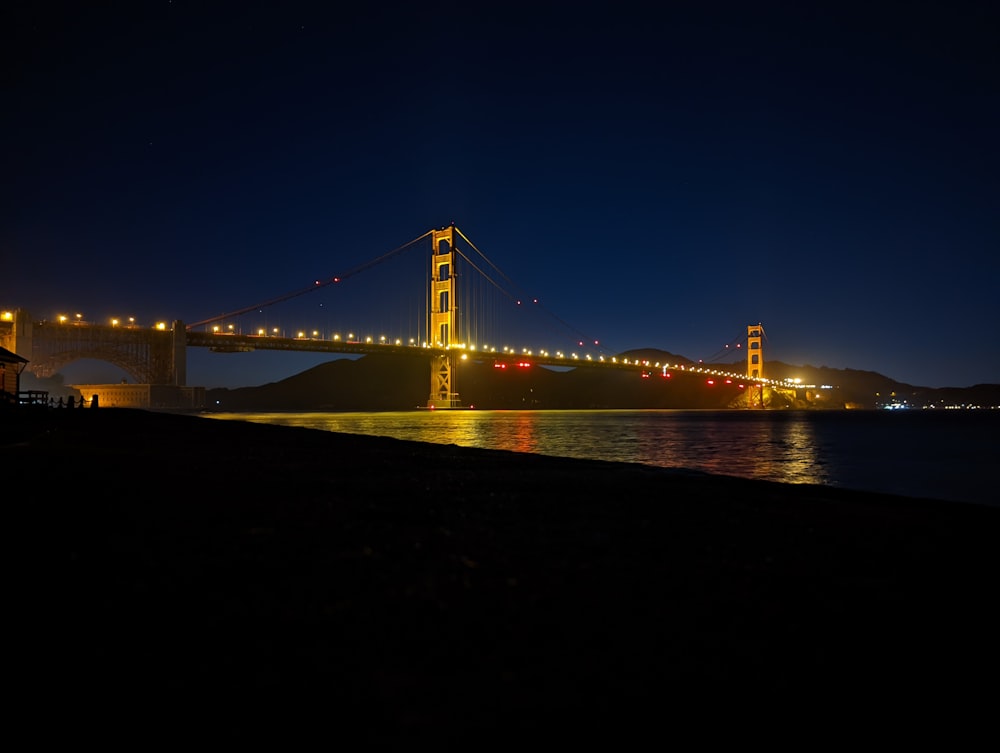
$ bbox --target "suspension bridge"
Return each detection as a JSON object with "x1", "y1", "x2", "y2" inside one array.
[{"x1": 1, "y1": 225, "x2": 771, "y2": 409}]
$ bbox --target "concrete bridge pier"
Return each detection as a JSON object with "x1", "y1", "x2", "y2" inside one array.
[
  {"x1": 427, "y1": 352, "x2": 461, "y2": 409},
  {"x1": 172, "y1": 321, "x2": 186, "y2": 386}
]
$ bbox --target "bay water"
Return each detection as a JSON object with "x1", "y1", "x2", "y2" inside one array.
[{"x1": 202, "y1": 409, "x2": 999, "y2": 507}]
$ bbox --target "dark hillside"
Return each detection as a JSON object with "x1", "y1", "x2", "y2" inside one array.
[
  {"x1": 205, "y1": 352, "x2": 999, "y2": 412},
  {"x1": 211, "y1": 354, "x2": 428, "y2": 411}
]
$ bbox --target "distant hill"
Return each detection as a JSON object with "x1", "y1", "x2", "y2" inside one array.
[
  {"x1": 738, "y1": 359, "x2": 1000, "y2": 410},
  {"x1": 206, "y1": 349, "x2": 1000, "y2": 411}
]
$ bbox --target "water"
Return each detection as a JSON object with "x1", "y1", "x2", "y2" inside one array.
[{"x1": 202, "y1": 409, "x2": 1000, "y2": 507}]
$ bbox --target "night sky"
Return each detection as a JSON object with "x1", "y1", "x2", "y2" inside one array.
[{"x1": 3, "y1": 1, "x2": 998, "y2": 389}]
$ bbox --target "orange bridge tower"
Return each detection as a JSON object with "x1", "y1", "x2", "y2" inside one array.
[
  {"x1": 747, "y1": 322, "x2": 765, "y2": 407},
  {"x1": 427, "y1": 225, "x2": 462, "y2": 409}
]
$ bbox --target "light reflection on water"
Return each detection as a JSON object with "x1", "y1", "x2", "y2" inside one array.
[
  {"x1": 203, "y1": 409, "x2": 831, "y2": 487},
  {"x1": 202, "y1": 408, "x2": 1000, "y2": 504}
]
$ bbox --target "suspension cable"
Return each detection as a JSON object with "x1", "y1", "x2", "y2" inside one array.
[
  {"x1": 454, "y1": 227, "x2": 614, "y2": 354},
  {"x1": 701, "y1": 330, "x2": 746, "y2": 364},
  {"x1": 187, "y1": 230, "x2": 434, "y2": 329}
]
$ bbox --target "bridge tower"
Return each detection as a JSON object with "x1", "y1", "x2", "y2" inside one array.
[
  {"x1": 747, "y1": 322, "x2": 765, "y2": 408},
  {"x1": 427, "y1": 225, "x2": 462, "y2": 409},
  {"x1": 0, "y1": 308, "x2": 31, "y2": 363}
]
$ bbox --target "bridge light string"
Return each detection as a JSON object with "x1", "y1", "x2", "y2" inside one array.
[
  {"x1": 187, "y1": 230, "x2": 434, "y2": 329},
  {"x1": 185, "y1": 224, "x2": 614, "y2": 360}
]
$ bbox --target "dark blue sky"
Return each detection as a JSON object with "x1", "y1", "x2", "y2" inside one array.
[{"x1": 4, "y1": 1, "x2": 998, "y2": 389}]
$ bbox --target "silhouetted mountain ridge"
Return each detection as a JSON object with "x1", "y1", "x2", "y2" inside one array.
[{"x1": 206, "y1": 349, "x2": 999, "y2": 411}]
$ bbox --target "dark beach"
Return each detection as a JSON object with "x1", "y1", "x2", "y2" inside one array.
[{"x1": 11, "y1": 407, "x2": 999, "y2": 742}]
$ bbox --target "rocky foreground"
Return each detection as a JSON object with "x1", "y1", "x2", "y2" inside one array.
[{"x1": 9, "y1": 407, "x2": 999, "y2": 743}]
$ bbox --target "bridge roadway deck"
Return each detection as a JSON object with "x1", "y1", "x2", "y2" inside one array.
[{"x1": 185, "y1": 331, "x2": 754, "y2": 381}]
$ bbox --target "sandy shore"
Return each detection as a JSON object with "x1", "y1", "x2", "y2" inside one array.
[{"x1": 10, "y1": 407, "x2": 999, "y2": 742}]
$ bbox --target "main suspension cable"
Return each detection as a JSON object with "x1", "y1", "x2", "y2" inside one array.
[{"x1": 188, "y1": 230, "x2": 434, "y2": 329}]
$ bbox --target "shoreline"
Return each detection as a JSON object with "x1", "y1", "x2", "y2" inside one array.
[{"x1": 11, "y1": 407, "x2": 1000, "y2": 740}]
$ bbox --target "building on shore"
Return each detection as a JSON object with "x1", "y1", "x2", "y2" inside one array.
[{"x1": 72, "y1": 383, "x2": 205, "y2": 411}]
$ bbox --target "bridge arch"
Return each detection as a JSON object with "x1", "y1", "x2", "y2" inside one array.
[
  {"x1": 29, "y1": 350, "x2": 146, "y2": 383},
  {"x1": 0, "y1": 310, "x2": 186, "y2": 385}
]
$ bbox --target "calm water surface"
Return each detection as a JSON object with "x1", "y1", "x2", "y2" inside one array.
[{"x1": 202, "y1": 409, "x2": 999, "y2": 507}]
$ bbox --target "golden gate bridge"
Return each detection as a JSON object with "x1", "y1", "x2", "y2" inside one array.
[{"x1": 2, "y1": 225, "x2": 771, "y2": 409}]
